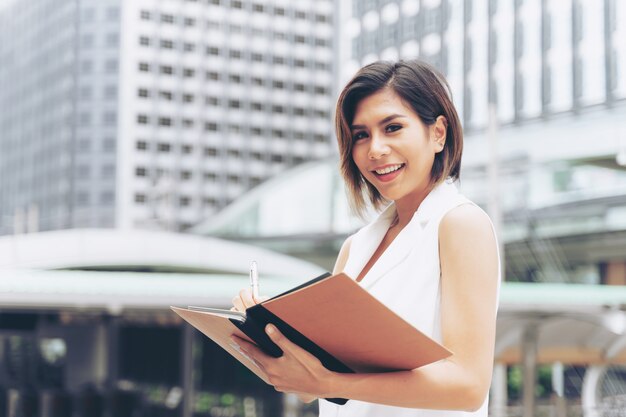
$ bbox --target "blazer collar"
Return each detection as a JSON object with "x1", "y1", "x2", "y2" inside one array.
[{"x1": 344, "y1": 180, "x2": 460, "y2": 288}]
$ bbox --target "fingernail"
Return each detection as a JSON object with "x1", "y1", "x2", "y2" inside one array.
[
  {"x1": 228, "y1": 340, "x2": 240, "y2": 350},
  {"x1": 266, "y1": 324, "x2": 275, "y2": 334}
]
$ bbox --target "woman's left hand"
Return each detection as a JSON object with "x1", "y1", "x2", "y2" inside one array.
[{"x1": 231, "y1": 324, "x2": 334, "y2": 398}]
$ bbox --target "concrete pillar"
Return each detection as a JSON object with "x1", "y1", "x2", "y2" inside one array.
[
  {"x1": 490, "y1": 363, "x2": 508, "y2": 417},
  {"x1": 604, "y1": 261, "x2": 626, "y2": 285},
  {"x1": 521, "y1": 324, "x2": 538, "y2": 417},
  {"x1": 552, "y1": 362, "x2": 567, "y2": 417},
  {"x1": 181, "y1": 324, "x2": 194, "y2": 417},
  {"x1": 582, "y1": 366, "x2": 605, "y2": 417}
]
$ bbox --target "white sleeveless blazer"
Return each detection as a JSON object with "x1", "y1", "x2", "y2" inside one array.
[{"x1": 319, "y1": 180, "x2": 500, "y2": 417}]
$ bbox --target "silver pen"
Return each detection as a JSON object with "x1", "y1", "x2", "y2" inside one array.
[{"x1": 250, "y1": 261, "x2": 259, "y2": 300}]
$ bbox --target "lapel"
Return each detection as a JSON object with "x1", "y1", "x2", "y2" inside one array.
[{"x1": 344, "y1": 181, "x2": 461, "y2": 290}]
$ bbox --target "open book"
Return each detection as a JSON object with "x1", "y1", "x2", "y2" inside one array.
[{"x1": 171, "y1": 272, "x2": 452, "y2": 405}]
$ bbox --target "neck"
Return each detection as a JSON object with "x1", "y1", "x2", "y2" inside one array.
[{"x1": 392, "y1": 182, "x2": 437, "y2": 228}]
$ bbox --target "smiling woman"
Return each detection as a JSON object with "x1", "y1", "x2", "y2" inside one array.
[{"x1": 231, "y1": 60, "x2": 500, "y2": 417}]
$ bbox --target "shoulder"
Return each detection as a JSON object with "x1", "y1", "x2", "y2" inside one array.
[
  {"x1": 332, "y1": 235, "x2": 353, "y2": 275},
  {"x1": 439, "y1": 203, "x2": 495, "y2": 242}
]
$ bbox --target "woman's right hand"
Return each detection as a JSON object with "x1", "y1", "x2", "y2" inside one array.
[{"x1": 231, "y1": 288, "x2": 269, "y2": 312}]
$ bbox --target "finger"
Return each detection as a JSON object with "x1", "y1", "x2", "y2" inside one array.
[
  {"x1": 253, "y1": 294, "x2": 270, "y2": 304},
  {"x1": 231, "y1": 335, "x2": 271, "y2": 368},
  {"x1": 264, "y1": 324, "x2": 303, "y2": 356},
  {"x1": 232, "y1": 295, "x2": 246, "y2": 312},
  {"x1": 239, "y1": 288, "x2": 256, "y2": 309}
]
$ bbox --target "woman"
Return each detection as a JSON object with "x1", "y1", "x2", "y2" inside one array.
[{"x1": 231, "y1": 59, "x2": 500, "y2": 416}]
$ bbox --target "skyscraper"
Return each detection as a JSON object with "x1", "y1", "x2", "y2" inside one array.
[{"x1": 0, "y1": 0, "x2": 338, "y2": 234}]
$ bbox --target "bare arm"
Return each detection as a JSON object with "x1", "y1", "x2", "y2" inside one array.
[{"x1": 235, "y1": 205, "x2": 499, "y2": 411}]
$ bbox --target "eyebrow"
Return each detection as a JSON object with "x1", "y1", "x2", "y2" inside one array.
[{"x1": 350, "y1": 114, "x2": 407, "y2": 130}]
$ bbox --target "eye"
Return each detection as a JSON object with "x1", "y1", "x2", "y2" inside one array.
[
  {"x1": 385, "y1": 124, "x2": 402, "y2": 133},
  {"x1": 352, "y1": 130, "x2": 369, "y2": 141}
]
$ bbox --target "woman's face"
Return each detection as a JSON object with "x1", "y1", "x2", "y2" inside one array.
[{"x1": 350, "y1": 88, "x2": 445, "y2": 205}]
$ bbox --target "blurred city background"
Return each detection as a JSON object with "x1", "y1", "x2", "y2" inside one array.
[{"x1": 1, "y1": 0, "x2": 626, "y2": 416}]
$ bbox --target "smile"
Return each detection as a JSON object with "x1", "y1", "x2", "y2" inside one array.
[{"x1": 373, "y1": 164, "x2": 405, "y2": 175}]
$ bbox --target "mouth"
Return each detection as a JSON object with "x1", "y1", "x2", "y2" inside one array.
[{"x1": 371, "y1": 163, "x2": 405, "y2": 182}]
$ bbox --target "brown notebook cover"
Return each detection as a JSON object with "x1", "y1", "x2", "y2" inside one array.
[{"x1": 171, "y1": 273, "x2": 452, "y2": 402}]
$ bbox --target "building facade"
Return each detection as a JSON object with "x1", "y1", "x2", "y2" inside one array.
[
  {"x1": 345, "y1": 0, "x2": 626, "y2": 286},
  {"x1": 0, "y1": 0, "x2": 338, "y2": 234}
]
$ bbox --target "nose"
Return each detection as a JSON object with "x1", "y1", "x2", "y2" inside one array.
[{"x1": 368, "y1": 135, "x2": 390, "y2": 160}]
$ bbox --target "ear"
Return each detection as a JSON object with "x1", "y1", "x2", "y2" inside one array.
[{"x1": 431, "y1": 115, "x2": 447, "y2": 153}]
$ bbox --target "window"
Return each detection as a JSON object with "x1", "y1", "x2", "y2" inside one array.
[
  {"x1": 183, "y1": 93, "x2": 194, "y2": 103},
  {"x1": 275, "y1": 7, "x2": 285, "y2": 16},
  {"x1": 228, "y1": 99, "x2": 241, "y2": 108},
  {"x1": 315, "y1": 38, "x2": 328, "y2": 47},
  {"x1": 160, "y1": 65, "x2": 174, "y2": 75},
  {"x1": 314, "y1": 86, "x2": 327, "y2": 95},
  {"x1": 161, "y1": 14, "x2": 174, "y2": 24},
  {"x1": 272, "y1": 105, "x2": 284, "y2": 113},
  {"x1": 206, "y1": 96, "x2": 219, "y2": 105},
  {"x1": 315, "y1": 14, "x2": 328, "y2": 23},
  {"x1": 294, "y1": 83, "x2": 306, "y2": 92},
  {"x1": 314, "y1": 134, "x2": 326, "y2": 142},
  {"x1": 206, "y1": 71, "x2": 219, "y2": 80},
  {"x1": 251, "y1": 53, "x2": 263, "y2": 62},
  {"x1": 104, "y1": 85, "x2": 117, "y2": 99},
  {"x1": 295, "y1": 11, "x2": 306, "y2": 19},
  {"x1": 139, "y1": 62, "x2": 150, "y2": 72},
  {"x1": 204, "y1": 173, "x2": 217, "y2": 181},
  {"x1": 295, "y1": 35, "x2": 306, "y2": 44},
  {"x1": 135, "y1": 194, "x2": 146, "y2": 203},
  {"x1": 158, "y1": 117, "x2": 172, "y2": 127},
  {"x1": 231, "y1": 0, "x2": 243, "y2": 9},
  {"x1": 182, "y1": 119, "x2": 194, "y2": 128},
  {"x1": 181, "y1": 171, "x2": 192, "y2": 180},
  {"x1": 138, "y1": 88, "x2": 149, "y2": 98},
  {"x1": 207, "y1": 46, "x2": 219, "y2": 55},
  {"x1": 251, "y1": 127, "x2": 262, "y2": 135},
  {"x1": 294, "y1": 107, "x2": 305, "y2": 116},
  {"x1": 251, "y1": 77, "x2": 263, "y2": 86},
  {"x1": 229, "y1": 50, "x2": 242, "y2": 59},
  {"x1": 251, "y1": 102, "x2": 263, "y2": 111},
  {"x1": 184, "y1": 17, "x2": 195, "y2": 26},
  {"x1": 273, "y1": 56, "x2": 285, "y2": 65},
  {"x1": 160, "y1": 91, "x2": 173, "y2": 101},
  {"x1": 205, "y1": 122, "x2": 218, "y2": 131},
  {"x1": 272, "y1": 129, "x2": 285, "y2": 138},
  {"x1": 251, "y1": 151, "x2": 262, "y2": 160},
  {"x1": 183, "y1": 42, "x2": 195, "y2": 52},
  {"x1": 253, "y1": 4, "x2": 264, "y2": 12},
  {"x1": 136, "y1": 167, "x2": 147, "y2": 177},
  {"x1": 140, "y1": 10, "x2": 151, "y2": 20},
  {"x1": 137, "y1": 114, "x2": 149, "y2": 124},
  {"x1": 158, "y1": 143, "x2": 171, "y2": 152},
  {"x1": 161, "y1": 39, "x2": 174, "y2": 49},
  {"x1": 103, "y1": 112, "x2": 117, "y2": 125},
  {"x1": 204, "y1": 147, "x2": 217, "y2": 156},
  {"x1": 227, "y1": 174, "x2": 241, "y2": 183},
  {"x1": 183, "y1": 68, "x2": 195, "y2": 78},
  {"x1": 272, "y1": 80, "x2": 284, "y2": 89},
  {"x1": 106, "y1": 33, "x2": 119, "y2": 47},
  {"x1": 136, "y1": 141, "x2": 148, "y2": 150},
  {"x1": 229, "y1": 74, "x2": 242, "y2": 83},
  {"x1": 182, "y1": 145, "x2": 193, "y2": 154},
  {"x1": 105, "y1": 59, "x2": 118, "y2": 73},
  {"x1": 140, "y1": 36, "x2": 150, "y2": 46},
  {"x1": 271, "y1": 154, "x2": 284, "y2": 162},
  {"x1": 227, "y1": 149, "x2": 241, "y2": 158},
  {"x1": 294, "y1": 59, "x2": 306, "y2": 68},
  {"x1": 79, "y1": 112, "x2": 92, "y2": 127}
]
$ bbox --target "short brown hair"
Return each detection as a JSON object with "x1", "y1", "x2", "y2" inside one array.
[{"x1": 335, "y1": 59, "x2": 463, "y2": 216}]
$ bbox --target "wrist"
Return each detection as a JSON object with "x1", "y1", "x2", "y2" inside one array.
[{"x1": 320, "y1": 370, "x2": 340, "y2": 398}]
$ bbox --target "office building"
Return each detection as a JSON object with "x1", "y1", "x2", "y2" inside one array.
[
  {"x1": 345, "y1": 0, "x2": 626, "y2": 285},
  {"x1": 0, "y1": 0, "x2": 338, "y2": 234}
]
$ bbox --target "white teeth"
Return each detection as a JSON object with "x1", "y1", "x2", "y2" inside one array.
[{"x1": 375, "y1": 164, "x2": 403, "y2": 175}]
